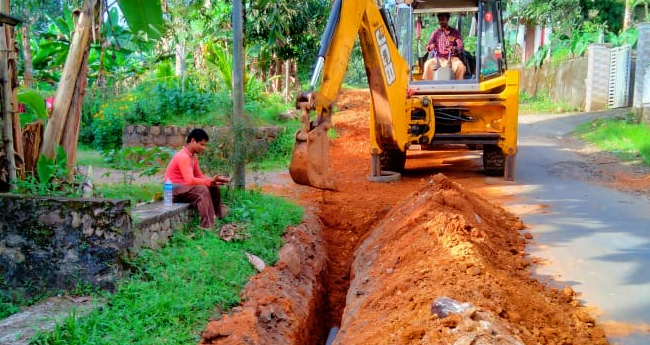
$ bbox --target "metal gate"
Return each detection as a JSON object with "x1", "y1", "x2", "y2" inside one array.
[
  {"x1": 608, "y1": 45, "x2": 632, "y2": 108},
  {"x1": 586, "y1": 44, "x2": 632, "y2": 111}
]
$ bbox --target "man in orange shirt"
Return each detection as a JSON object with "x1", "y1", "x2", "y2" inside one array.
[{"x1": 163, "y1": 128, "x2": 230, "y2": 229}]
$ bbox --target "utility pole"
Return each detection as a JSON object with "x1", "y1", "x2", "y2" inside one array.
[{"x1": 232, "y1": 0, "x2": 245, "y2": 189}]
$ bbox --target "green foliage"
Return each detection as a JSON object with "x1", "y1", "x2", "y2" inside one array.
[
  {"x1": 37, "y1": 146, "x2": 67, "y2": 187},
  {"x1": 519, "y1": 90, "x2": 578, "y2": 114},
  {"x1": 607, "y1": 27, "x2": 638, "y2": 48},
  {"x1": 574, "y1": 115, "x2": 650, "y2": 166},
  {"x1": 524, "y1": 45, "x2": 549, "y2": 68},
  {"x1": 248, "y1": 0, "x2": 330, "y2": 74},
  {"x1": 13, "y1": 146, "x2": 83, "y2": 197},
  {"x1": 200, "y1": 126, "x2": 270, "y2": 176},
  {"x1": 0, "y1": 276, "x2": 44, "y2": 319},
  {"x1": 204, "y1": 42, "x2": 264, "y2": 97},
  {"x1": 102, "y1": 146, "x2": 174, "y2": 185},
  {"x1": 249, "y1": 121, "x2": 301, "y2": 172},
  {"x1": 579, "y1": 0, "x2": 625, "y2": 34},
  {"x1": 76, "y1": 146, "x2": 110, "y2": 169},
  {"x1": 515, "y1": 0, "x2": 583, "y2": 36},
  {"x1": 87, "y1": 95, "x2": 132, "y2": 150},
  {"x1": 116, "y1": 0, "x2": 164, "y2": 41},
  {"x1": 343, "y1": 41, "x2": 367, "y2": 88},
  {"x1": 95, "y1": 183, "x2": 160, "y2": 206},
  {"x1": 126, "y1": 78, "x2": 219, "y2": 127},
  {"x1": 30, "y1": 190, "x2": 303, "y2": 344},
  {"x1": 17, "y1": 89, "x2": 48, "y2": 125},
  {"x1": 0, "y1": 294, "x2": 21, "y2": 319}
]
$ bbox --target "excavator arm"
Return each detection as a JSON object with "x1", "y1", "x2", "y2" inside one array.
[{"x1": 289, "y1": 0, "x2": 411, "y2": 190}]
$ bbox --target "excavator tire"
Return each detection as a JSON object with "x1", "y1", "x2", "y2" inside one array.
[
  {"x1": 380, "y1": 149, "x2": 407, "y2": 173},
  {"x1": 483, "y1": 144, "x2": 505, "y2": 176}
]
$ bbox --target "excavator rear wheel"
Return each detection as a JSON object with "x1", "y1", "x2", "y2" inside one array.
[
  {"x1": 483, "y1": 144, "x2": 505, "y2": 176},
  {"x1": 380, "y1": 149, "x2": 407, "y2": 173}
]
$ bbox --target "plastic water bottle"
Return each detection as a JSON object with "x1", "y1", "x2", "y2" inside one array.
[{"x1": 163, "y1": 179, "x2": 173, "y2": 206}]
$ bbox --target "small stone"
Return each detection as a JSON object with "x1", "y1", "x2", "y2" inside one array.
[
  {"x1": 467, "y1": 266, "x2": 481, "y2": 276},
  {"x1": 575, "y1": 310, "x2": 595, "y2": 325},
  {"x1": 561, "y1": 285, "x2": 575, "y2": 303},
  {"x1": 514, "y1": 220, "x2": 525, "y2": 230},
  {"x1": 278, "y1": 243, "x2": 301, "y2": 277},
  {"x1": 245, "y1": 252, "x2": 266, "y2": 272}
]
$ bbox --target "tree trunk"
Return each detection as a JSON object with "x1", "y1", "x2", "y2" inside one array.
[
  {"x1": 21, "y1": 25, "x2": 34, "y2": 88},
  {"x1": 623, "y1": 0, "x2": 634, "y2": 31},
  {"x1": 283, "y1": 59, "x2": 290, "y2": 102},
  {"x1": 41, "y1": 0, "x2": 100, "y2": 164},
  {"x1": 176, "y1": 41, "x2": 186, "y2": 92},
  {"x1": 95, "y1": 40, "x2": 107, "y2": 88},
  {"x1": 0, "y1": 0, "x2": 17, "y2": 189},
  {"x1": 22, "y1": 120, "x2": 43, "y2": 174},
  {"x1": 8, "y1": 12, "x2": 24, "y2": 179},
  {"x1": 62, "y1": 45, "x2": 91, "y2": 173}
]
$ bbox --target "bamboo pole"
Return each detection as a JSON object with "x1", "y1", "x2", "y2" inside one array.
[
  {"x1": 7, "y1": 0, "x2": 24, "y2": 178},
  {"x1": 0, "y1": 0, "x2": 16, "y2": 188},
  {"x1": 41, "y1": 0, "x2": 98, "y2": 160}
]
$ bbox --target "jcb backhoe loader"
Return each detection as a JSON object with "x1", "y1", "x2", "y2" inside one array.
[{"x1": 289, "y1": 0, "x2": 519, "y2": 190}]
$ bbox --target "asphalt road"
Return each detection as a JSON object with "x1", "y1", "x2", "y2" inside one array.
[{"x1": 510, "y1": 110, "x2": 650, "y2": 345}]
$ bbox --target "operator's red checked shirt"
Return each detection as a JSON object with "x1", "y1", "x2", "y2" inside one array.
[{"x1": 428, "y1": 27, "x2": 464, "y2": 57}]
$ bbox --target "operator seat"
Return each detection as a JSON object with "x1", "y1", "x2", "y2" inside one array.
[{"x1": 459, "y1": 51, "x2": 475, "y2": 79}]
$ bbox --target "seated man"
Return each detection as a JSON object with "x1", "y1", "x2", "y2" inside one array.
[
  {"x1": 164, "y1": 128, "x2": 230, "y2": 230},
  {"x1": 422, "y1": 12, "x2": 467, "y2": 80}
]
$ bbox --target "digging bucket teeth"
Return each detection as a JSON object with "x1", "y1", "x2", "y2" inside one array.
[{"x1": 288, "y1": 97, "x2": 337, "y2": 191}]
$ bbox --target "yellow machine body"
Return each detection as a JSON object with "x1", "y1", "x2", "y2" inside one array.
[{"x1": 289, "y1": 0, "x2": 519, "y2": 189}]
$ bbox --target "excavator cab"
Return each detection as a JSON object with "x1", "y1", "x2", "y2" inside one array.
[
  {"x1": 289, "y1": 0, "x2": 519, "y2": 189},
  {"x1": 396, "y1": 0, "x2": 507, "y2": 84}
]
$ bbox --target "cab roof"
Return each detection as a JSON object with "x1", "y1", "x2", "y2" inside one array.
[{"x1": 411, "y1": 0, "x2": 481, "y2": 13}]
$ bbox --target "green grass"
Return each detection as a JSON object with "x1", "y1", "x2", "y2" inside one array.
[
  {"x1": 30, "y1": 189, "x2": 303, "y2": 344},
  {"x1": 574, "y1": 115, "x2": 650, "y2": 166},
  {"x1": 519, "y1": 90, "x2": 579, "y2": 114},
  {"x1": 245, "y1": 121, "x2": 300, "y2": 172},
  {"x1": 76, "y1": 145, "x2": 111, "y2": 168},
  {"x1": 95, "y1": 182, "x2": 160, "y2": 205}
]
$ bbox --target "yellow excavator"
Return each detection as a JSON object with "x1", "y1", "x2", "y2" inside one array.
[{"x1": 289, "y1": 0, "x2": 519, "y2": 190}]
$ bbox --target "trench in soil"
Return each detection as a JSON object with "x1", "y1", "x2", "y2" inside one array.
[
  {"x1": 303, "y1": 152, "x2": 490, "y2": 344},
  {"x1": 200, "y1": 89, "x2": 613, "y2": 345}
]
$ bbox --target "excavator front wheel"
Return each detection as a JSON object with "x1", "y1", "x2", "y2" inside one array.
[
  {"x1": 483, "y1": 144, "x2": 505, "y2": 176},
  {"x1": 380, "y1": 149, "x2": 407, "y2": 173}
]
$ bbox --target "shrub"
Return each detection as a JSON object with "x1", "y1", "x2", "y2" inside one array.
[
  {"x1": 127, "y1": 80, "x2": 219, "y2": 126},
  {"x1": 88, "y1": 95, "x2": 133, "y2": 150}
]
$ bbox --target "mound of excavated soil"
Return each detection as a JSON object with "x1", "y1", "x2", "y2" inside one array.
[
  {"x1": 199, "y1": 88, "x2": 609, "y2": 345},
  {"x1": 334, "y1": 173, "x2": 606, "y2": 345}
]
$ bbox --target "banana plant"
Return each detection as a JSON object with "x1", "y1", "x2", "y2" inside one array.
[
  {"x1": 17, "y1": 89, "x2": 48, "y2": 124},
  {"x1": 116, "y1": 0, "x2": 163, "y2": 41}
]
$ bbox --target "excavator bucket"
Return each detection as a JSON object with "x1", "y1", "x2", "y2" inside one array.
[{"x1": 289, "y1": 103, "x2": 337, "y2": 190}]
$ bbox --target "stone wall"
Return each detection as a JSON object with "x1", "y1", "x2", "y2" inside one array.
[
  {"x1": 518, "y1": 57, "x2": 589, "y2": 111},
  {"x1": 122, "y1": 125, "x2": 281, "y2": 149},
  {"x1": 0, "y1": 194, "x2": 193, "y2": 297},
  {"x1": 0, "y1": 194, "x2": 133, "y2": 296}
]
